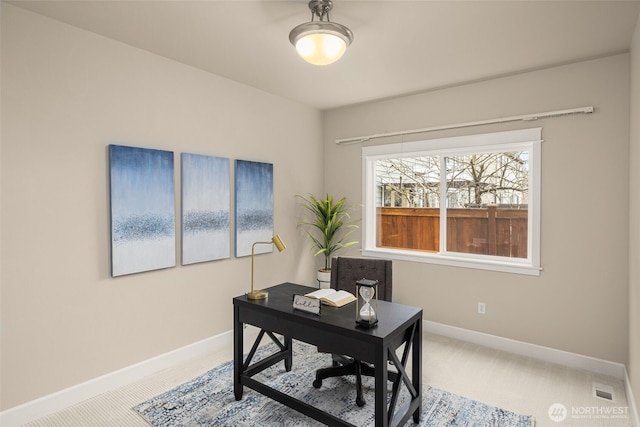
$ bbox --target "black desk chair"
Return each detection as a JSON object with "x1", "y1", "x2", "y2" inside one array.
[{"x1": 312, "y1": 256, "x2": 393, "y2": 407}]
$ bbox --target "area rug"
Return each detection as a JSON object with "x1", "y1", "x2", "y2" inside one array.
[{"x1": 134, "y1": 341, "x2": 533, "y2": 427}]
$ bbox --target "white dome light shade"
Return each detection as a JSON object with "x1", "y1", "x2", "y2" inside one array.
[
  {"x1": 296, "y1": 33, "x2": 346, "y2": 65},
  {"x1": 289, "y1": 21, "x2": 353, "y2": 66}
]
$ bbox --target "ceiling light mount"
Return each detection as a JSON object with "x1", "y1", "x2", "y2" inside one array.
[
  {"x1": 289, "y1": 0, "x2": 353, "y2": 66},
  {"x1": 308, "y1": 0, "x2": 334, "y2": 20}
]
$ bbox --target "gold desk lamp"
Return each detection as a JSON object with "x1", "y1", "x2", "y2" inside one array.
[{"x1": 248, "y1": 234, "x2": 286, "y2": 300}]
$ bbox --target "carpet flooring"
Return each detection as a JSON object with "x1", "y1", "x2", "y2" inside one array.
[
  {"x1": 134, "y1": 340, "x2": 533, "y2": 426},
  {"x1": 22, "y1": 332, "x2": 631, "y2": 427}
]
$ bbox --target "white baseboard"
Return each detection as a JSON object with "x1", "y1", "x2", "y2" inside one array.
[
  {"x1": 0, "y1": 330, "x2": 238, "y2": 427},
  {"x1": 2, "y1": 321, "x2": 636, "y2": 427},
  {"x1": 424, "y1": 320, "x2": 640, "y2": 425},
  {"x1": 625, "y1": 367, "x2": 640, "y2": 427},
  {"x1": 424, "y1": 320, "x2": 626, "y2": 379}
]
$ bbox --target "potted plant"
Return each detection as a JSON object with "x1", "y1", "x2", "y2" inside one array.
[{"x1": 297, "y1": 194, "x2": 359, "y2": 288}]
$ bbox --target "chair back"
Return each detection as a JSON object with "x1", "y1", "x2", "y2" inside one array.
[{"x1": 330, "y1": 257, "x2": 393, "y2": 302}]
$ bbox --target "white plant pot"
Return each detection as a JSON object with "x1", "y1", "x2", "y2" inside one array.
[{"x1": 317, "y1": 270, "x2": 331, "y2": 289}]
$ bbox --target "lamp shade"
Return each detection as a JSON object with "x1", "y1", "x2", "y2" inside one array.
[
  {"x1": 272, "y1": 234, "x2": 286, "y2": 252},
  {"x1": 289, "y1": 18, "x2": 353, "y2": 66}
]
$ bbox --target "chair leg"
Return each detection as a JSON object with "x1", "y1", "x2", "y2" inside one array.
[
  {"x1": 314, "y1": 357, "x2": 385, "y2": 407},
  {"x1": 313, "y1": 362, "x2": 355, "y2": 388}
]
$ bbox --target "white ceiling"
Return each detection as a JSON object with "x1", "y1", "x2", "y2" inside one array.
[{"x1": 9, "y1": 0, "x2": 640, "y2": 110}]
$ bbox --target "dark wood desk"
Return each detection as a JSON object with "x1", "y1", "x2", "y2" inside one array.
[{"x1": 233, "y1": 282, "x2": 422, "y2": 427}]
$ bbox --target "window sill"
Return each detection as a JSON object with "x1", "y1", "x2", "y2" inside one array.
[{"x1": 361, "y1": 248, "x2": 541, "y2": 276}]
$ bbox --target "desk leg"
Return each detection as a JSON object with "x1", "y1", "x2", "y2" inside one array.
[
  {"x1": 412, "y1": 318, "x2": 422, "y2": 423},
  {"x1": 284, "y1": 336, "x2": 293, "y2": 372},
  {"x1": 233, "y1": 304, "x2": 243, "y2": 401},
  {"x1": 374, "y1": 344, "x2": 389, "y2": 427}
]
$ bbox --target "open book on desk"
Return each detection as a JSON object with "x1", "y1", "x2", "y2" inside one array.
[{"x1": 305, "y1": 288, "x2": 356, "y2": 307}]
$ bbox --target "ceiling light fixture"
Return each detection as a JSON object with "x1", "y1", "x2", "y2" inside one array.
[{"x1": 289, "y1": 0, "x2": 353, "y2": 66}]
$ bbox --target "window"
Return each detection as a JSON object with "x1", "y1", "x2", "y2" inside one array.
[{"x1": 362, "y1": 128, "x2": 541, "y2": 275}]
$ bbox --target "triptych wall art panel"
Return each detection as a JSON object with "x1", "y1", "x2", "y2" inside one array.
[
  {"x1": 234, "y1": 160, "x2": 274, "y2": 257},
  {"x1": 108, "y1": 145, "x2": 274, "y2": 275},
  {"x1": 109, "y1": 145, "x2": 176, "y2": 277},
  {"x1": 181, "y1": 153, "x2": 230, "y2": 265}
]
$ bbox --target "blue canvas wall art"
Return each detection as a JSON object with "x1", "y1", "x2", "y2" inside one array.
[
  {"x1": 234, "y1": 160, "x2": 273, "y2": 257},
  {"x1": 181, "y1": 153, "x2": 230, "y2": 265},
  {"x1": 109, "y1": 145, "x2": 176, "y2": 276}
]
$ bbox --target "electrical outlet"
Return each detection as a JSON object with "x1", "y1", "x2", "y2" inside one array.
[{"x1": 478, "y1": 302, "x2": 486, "y2": 315}]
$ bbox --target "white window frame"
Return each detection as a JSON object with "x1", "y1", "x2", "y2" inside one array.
[{"x1": 362, "y1": 128, "x2": 542, "y2": 276}]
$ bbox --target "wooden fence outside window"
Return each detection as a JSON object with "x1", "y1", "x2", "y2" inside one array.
[{"x1": 377, "y1": 206, "x2": 528, "y2": 258}]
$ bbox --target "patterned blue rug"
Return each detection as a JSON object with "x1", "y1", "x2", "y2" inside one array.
[{"x1": 134, "y1": 341, "x2": 533, "y2": 427}]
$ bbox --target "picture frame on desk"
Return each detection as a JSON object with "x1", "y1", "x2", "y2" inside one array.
[{"x1": 292, "y1": 294, "x2": 321, "y2": 315}]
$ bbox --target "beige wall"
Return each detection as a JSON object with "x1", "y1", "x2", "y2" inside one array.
[
  {"x1": 324, "y1": 54, "x2": 630, "y2": 364},
  {"x1": 629, "y1": 10, "x2": 640, "y2": 417},
  {"x1": 0, "y1": 5, "x2": 322, "y2": 409},
  {"x1": 2, "y1": 1, "x2": 638, "y2": 415}
]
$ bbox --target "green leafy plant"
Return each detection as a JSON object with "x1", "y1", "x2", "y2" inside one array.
[{"x1": 297, "y1": 194, "x2": 359, "y2": 270}]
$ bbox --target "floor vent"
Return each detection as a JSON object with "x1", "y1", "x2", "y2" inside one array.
[{"x1": 593, "y1": 382, "x2": 614, "y2": 401}]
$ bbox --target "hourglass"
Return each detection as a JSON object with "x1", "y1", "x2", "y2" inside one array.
[{"x1": 355, "y1": 279, "x2": 380, "y2": 328}]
